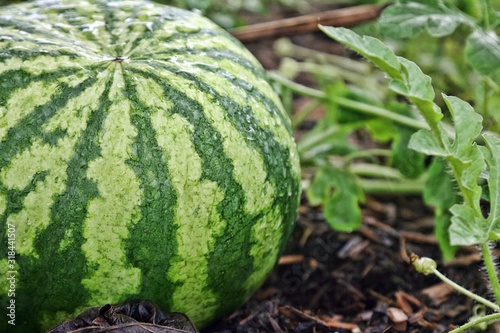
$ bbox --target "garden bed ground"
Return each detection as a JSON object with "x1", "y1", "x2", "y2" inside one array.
[
  {"x1": 204, "y1": 195, "x2": 489, "y2": 333},
  {"x1": 204, "y1": 4, "x2": 495, "y2": 333}
]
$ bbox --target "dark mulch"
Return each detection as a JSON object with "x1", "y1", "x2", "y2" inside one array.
[{"x1": 204, "y1": 195, "x2": 489, "y2": 333}]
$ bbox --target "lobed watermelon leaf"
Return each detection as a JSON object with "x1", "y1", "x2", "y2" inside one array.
[
  {"x1": 379, "y1": 0, "x2": 500, "y2": 86},
  {"x1": 465, "y1": 29, "x2": 500, "y2": 85},
  {"x1": 319, "y1": 26, "x2": 403, "y2": 81},
  {"x1": 378, "y1": 0, "x2": 477, "y2": 39},
  {"x1": 307, "y1": 165, "x2": 365, "y2": 232}
]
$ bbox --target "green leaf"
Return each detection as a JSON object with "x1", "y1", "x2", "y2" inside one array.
[
  {"x1": 322, "y1": 168, "x2": 365, "y2": 232},
  {"x1": 411, "y1": 95, "x2": 484, "y2": 211},
  {"x1": 483, "y1": 133, "x2": 500, "y2": 239},
  {"x1": 391, "y1": 126, "x2": 425, "y2": 178},
  {"x1": 396, "y1": 57, "x2": 436, "y2": 105},
  {"x1": 424, "y1": 158, "x2": 459, "y2": 208},
  {"x1": 306, "y1": 165, "x2": 335, "y2": 206},
  {"x1": 423, "y1": 158, "x2": 460, "y2": 259},
  {"x1": 434, "y1": 212, "x2": 456, "y2": 260},
  {"x1": 445, "y1": 99, "x2": 489, "y2": 246},
  {"x1": 449, "y1": 204, "x2": 488, "y2": 245},
  {"x1": 319, "y1": 26, "x2": 403, "y2": 81},
  {"x1": 444, "y1": 95, "x2": 483, "y2": 155},
  {"x1": 465, "y1": 29, "x2": 500, "y2": 84},
  {"x1": 393, "y1": 57, "x2": 444, "y2": 131},
  {"x1": 319, "y1": 26, "x2": 497, "y2": 249},
  {"x1": 443, "y1": 95, "x2": 484, "y2": 208},
  {"x1": 408, "y1": 129, "x2": 447, "y2": 156},
  {"x1": 306, "y1": 165, "x2": 364, "y2": 232},
  {"x1": 379, "y1": 0, "x2": 477, "y2": 39}
]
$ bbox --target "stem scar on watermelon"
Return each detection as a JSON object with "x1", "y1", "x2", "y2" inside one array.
[
  {"x1": 112, "y1": 56, "x2": 127, "y2": 63},
  {"x1": 0, "y1": 0, "x2": 300, "y2": 332}
]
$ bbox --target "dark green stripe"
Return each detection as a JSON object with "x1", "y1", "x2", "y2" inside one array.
[
  {"x1": 179, "y1": 67, "x2": 299, "y2": 312},
  {"x1": 119, "y1": 67, "x2": 179, "y2": 311}
]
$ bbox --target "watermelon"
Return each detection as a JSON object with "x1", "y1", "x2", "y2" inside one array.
[{"x1": 0, "y1": 1, "x2": 301, "y2": 331}]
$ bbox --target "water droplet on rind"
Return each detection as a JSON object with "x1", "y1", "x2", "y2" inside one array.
[
  {"x1": 239, "y1": 81, "x2": 254, "y2": 92},
  {"x1": 218, "y1": 71, "x2": 235, "y2": 81},
  {"x1": 175, "y1": 24, "x2": 200, "y2": 34}
]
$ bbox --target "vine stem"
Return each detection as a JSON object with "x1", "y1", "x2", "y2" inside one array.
[
  {"x1": 450, "y1": 312, "x2": 500, "y2": 333},
  {"x1": 432, "y1": 266, "x2": 500, "y2": 312},
  {"x1": 481, "y1": 242, "x2": 500, "y2": 306},
  {"x1": 268, "y1": 71, "x2": 440, "y2": 132},
  {"x1": 357, "y1": 178, "x2": 425, "y2": 195},
  {"x1": 481, "y1": 0, "x2": 492, "y2": 29}
]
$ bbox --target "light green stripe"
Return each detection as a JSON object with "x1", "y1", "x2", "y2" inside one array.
[
  {"x1": 184, "y1": 53, "x2": 285, "y2": 114},
  {"x1": 136, "y1": 77, "x2": 225, "y2": 321},
  {"x1": 6, "y1": 164, "x2": 66, "y2": 257},
  {"x1": 143, "y1": 66, "x2": 275, "y2": 214},
  {"x1": 0, "y1": 71, "x2": 89, "y2": 143},
  {"x1": 1, "y1": 76, "x2": 105, "y2": 189},
  {"x1": 81, "y1": 65, "x2": 142, "y2": 304},
  {"x1": 0, "y1": 190, "x2": 5, "y2": 216},
  {"x1": 1, "y1": 79, "x2": 107, "y2": 257}
]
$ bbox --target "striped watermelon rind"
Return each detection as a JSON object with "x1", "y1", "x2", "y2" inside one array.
[{"x1": 0, "y1": 1, "x2": 300, "y2": 331}]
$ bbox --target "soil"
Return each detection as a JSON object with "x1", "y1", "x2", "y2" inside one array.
[
  {"x1": 203, "y1": 196, "x2": 489, "y2": 333},
  {"x1": 203, "y1": 3, "x2": 496, "y2": 333}
]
